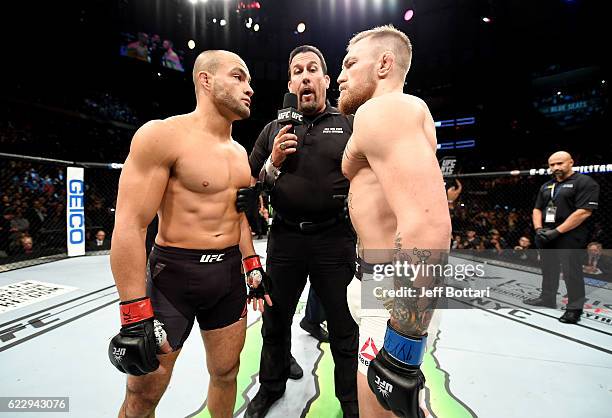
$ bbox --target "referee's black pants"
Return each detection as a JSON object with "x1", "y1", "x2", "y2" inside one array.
[
  {"x1": 540, "y1": 233, "x2": 587, "y2": 310},
  {"x1": 258, "y1": 220, "x2": 358, "y2": 417}
]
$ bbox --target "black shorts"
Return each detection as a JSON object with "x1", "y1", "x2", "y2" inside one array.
[{"x1": 146, "y1": 244, "x2": 247, "y2": 350}]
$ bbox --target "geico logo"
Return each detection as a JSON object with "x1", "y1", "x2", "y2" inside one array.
[{"x1": 68, "y1": 179, "x2": 85, "y2": 244}]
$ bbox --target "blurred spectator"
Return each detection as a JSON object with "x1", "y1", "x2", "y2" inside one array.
[
  {"x1": 484, "y1": 228, "x2": 508, "y2": 253},
  {"x1": 18, "y1": 235, "x2": 35, "y2": 255},
  {"x1": 11, "y1": 208, "x2": 30, "y2": 236},
  {"x1": 88, "y1": 229, "x2": 111, "y2": 251},
  {"x1": 446, "y1": 179, "x2": 462, "y2": 209},
  {"x1": 162, "y1": 40, "x2": 183, "y2": 71},
  {"x1": 582, "y1": 242, "x2": 611, "y2": 276},
  {"x1": 451, "y1": 234, "x2": 462, "y2": 249},
  {"x1": 127, "y1": 32, "x2": 150, "y2": 62},
  {"x1": 149, "y1": 34, "x2": 163, "y2": 67},
  {"x1": 0, "y1": 208, "x2": 16, "y2": 252},
  {"x1": 87, "y1": 199, "x2": 114, "y2": 234},
  {"x1": 461, "y1": 228, "x2": 482, "y2": 250},
  {"x1": 514, "y1": 236, "x2": 532, "y2": 251},
  {"x1": 26, "y1": 198, "x2": 47, "y2": 236},
  {"x1": 511, "y1": 236, "x2": 538, "y2": 263}
]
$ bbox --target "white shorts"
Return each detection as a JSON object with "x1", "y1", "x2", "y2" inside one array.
[{"x1": 347, "y1": 274, "x2": 441, "y2": 376}]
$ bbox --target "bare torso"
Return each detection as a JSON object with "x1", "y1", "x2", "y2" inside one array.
[
  {"x1": 342, "y1": 94, "x2": 438, "y2": 259},
  {"x1": 155, "y1": 114, "x2": 251, "y2": 249}
]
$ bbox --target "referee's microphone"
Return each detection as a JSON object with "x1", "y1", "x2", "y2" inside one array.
[{"x1": 277, "y1": 93, "x2": 303, "y2": 134}]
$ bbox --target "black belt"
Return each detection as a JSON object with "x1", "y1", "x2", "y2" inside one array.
[
  {"x1": 275, "y1": 213, "x2": 342, "y2": 233},
  {"x1": 355, "y1": 257, "x2": 393, "y2": 281}
]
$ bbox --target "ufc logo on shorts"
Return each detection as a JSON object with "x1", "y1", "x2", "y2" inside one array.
[
  {"x1": 375, "y1": 375, "x2": 393, "y2": 398},
  {"x1": 200, "y1": 254, "x2": 225, "y2": 263}
]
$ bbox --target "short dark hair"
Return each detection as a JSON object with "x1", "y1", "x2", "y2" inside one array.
[{"x1": 288, "y1": 45, "x2": 327, "y2": 77}]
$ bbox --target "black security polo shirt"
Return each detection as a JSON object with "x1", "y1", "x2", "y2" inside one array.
[
  {"x1": 249, "y1": 104, "x2": 353, "y2": 221},
  {"x1": 534, "y1": 172, "x2": 600, "y2": 238}
]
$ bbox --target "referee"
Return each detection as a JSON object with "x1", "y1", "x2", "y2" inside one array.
[
  {"x1": 245, "y1": 45, "x2": 358, "y2": 418},
  {"x1": 525, "y1": 151, "x2": 600, "y2": 324}
]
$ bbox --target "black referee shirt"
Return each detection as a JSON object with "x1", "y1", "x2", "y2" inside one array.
[
  {"x1": 534, "y1": 172, "x2": 600, "y2": 238},
  {"x1": 249, "y1": 104, "x2": 353, "y2": 221}
]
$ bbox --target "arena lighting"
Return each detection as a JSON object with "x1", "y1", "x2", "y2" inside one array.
[
  {"x1": 187, "y1": 40, "x2": 196, "y2": 49},
  {"x1": 220, "y1": 19, "x2": 227, "y2": 26},
  {"x1": 435, "y1": 117, "x2": 476, "y2": 128},
  {"x1": 602, "y1": 80, "x2": 606, "y2": 84},
  {"x1": 297, "y1": 22, "x2": 306, "y2": 33},
  {"x1": 189, "y1": 0, "x2": 197, "y2": 4},
  {"x1": 454, "y1": 139, "x2": 476, "y2": 149},
  {"x1": 246, "y1": 17, "x2": 253, "y2": 28},
  {"x1": 482, "y1": 17, "x2": 491, "y2": 23},
  {"x1": 212, "y1": 18, "x2": 217, "y2": 23},
  {"x1": 557, "y1": 91, "x2": 562, "y2": 95},
  {"x1": 253, "y1": 23, "x2": 260, "y2": 31},
  {"x1": 238, "y1": 1, "x2": 261, "y2": 9},
  {"x1": 530, "y1": 164, "x2": 612, "y2": 175},
  {"x1": 404, "y1": 9, "x2": 414, "y2": 21},
  {"x1": 437, "y1": 139, "x2": 476, "y2": 150}
]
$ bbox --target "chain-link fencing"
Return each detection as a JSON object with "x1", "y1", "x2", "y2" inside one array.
[{"x1": 1, "y1": 152, "x2": 610, "y2": 277}]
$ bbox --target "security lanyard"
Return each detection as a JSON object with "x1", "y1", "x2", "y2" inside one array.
[{"x1": 550, "y1": 182, "x2": 561, "y2": 201}]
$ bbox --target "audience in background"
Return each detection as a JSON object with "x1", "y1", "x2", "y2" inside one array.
[
  {"x1": 583, "y1": 242, "x2": 611, "y2": 277},
  {"x1": 88, "y1": 229, "x2": 111, "y2": 251}
]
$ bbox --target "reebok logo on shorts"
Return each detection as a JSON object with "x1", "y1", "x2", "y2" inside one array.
[
  {"x1": 200, "y1": 253, "x2": 225, "y2": 263},
  {"x1": 359, "y1": 337, "x2": 379, "y2": 367}
]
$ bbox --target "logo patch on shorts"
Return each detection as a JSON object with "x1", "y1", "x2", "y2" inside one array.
[
  {"x1": 200, "y1": 254, "x2": 225, "y2": 263},
  {"x1": 359, "y1": 337, "x2": 379, "y2": 367}
]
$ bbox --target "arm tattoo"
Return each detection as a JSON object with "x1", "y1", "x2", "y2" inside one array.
[
  {"x1": 391, "y1": 238, "x2": 441, "y2": 336},
  {"x1": 343, "y1": 138, "x2": 367, "y2": 162}
]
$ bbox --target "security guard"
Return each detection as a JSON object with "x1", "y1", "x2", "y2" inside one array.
[
  {"x1": 244, "y1": 45, "x2": 358, "y2": 418},
  {"x1": 525, "y1": 151, "x2": 600, "y2": 324}
]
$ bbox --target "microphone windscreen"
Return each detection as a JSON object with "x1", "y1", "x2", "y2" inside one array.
[{"x1": 283, "y1": 92, "x2": 298, "y2": 109}]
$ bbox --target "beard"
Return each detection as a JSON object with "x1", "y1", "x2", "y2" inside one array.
[
  {"x1": 299, "y1": 94, "x2": 320, "y2": 115},
  {"x1": 552, "y1": 169, "x2": 565, "y2": 178},
  {"x1": 213, "y1": 82, "x2": 250, "y2": 120},
  {"x1": 338, "y1": 75, "x2": 376, "y2": 115}
]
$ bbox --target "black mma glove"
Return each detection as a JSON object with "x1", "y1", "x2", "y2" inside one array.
[
  {"x1": 236, "y1": 183, "x2": 261, "y2": 213},
  {"x1": 535, "y1": 227, "x2": 560, "y2": 248},
  {"x1": 367, "y1": 321, "x2": 427, "y2": 418},
  {"x1": 243, "y1": 255, "x2": 273, "y2": 311},
  {"x1": 108, "y1": 297, "x2": 169, "y2": 376}
]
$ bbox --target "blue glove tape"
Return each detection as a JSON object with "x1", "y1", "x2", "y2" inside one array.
[{"x1": 383, "y1": 323, "x2": 427, "y2": 366}]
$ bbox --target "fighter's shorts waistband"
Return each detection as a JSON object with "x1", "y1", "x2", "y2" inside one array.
[
  {"x1": 152, "y1": 244, "x2": 240, "y2": 262},
  {"x1": 356, "y1": 257, "x2": 393, "y2": 280}
]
